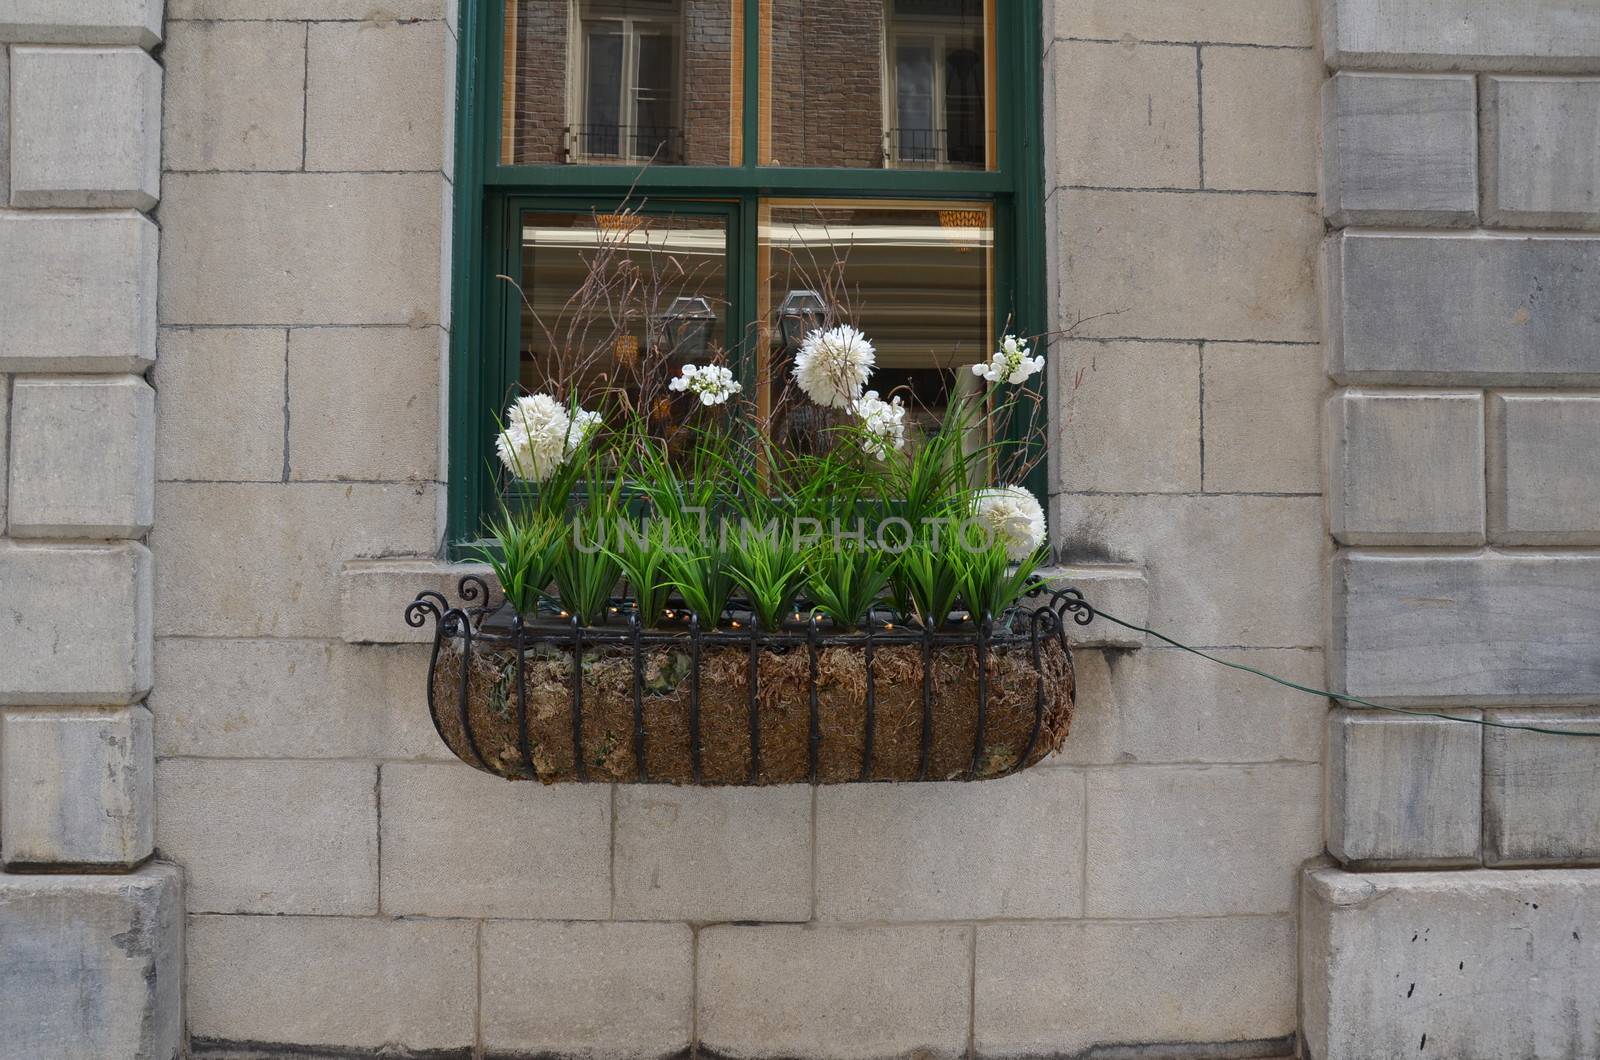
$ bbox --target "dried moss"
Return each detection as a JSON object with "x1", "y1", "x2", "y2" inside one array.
[{"x1": 430, "y1": 634, "x2": 1074, "y2": 785}]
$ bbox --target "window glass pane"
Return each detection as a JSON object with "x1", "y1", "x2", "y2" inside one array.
[
  {"x1": 759, "y1": 201, "x2": 992, "y2": 437},
  {"x1": 517, "y1": 211, "x2": 731, "y2": 427},
  {"x1": 502, "y1": 0, "x2": 739, "y2": 166},
  {"x1": 760, "y1": 0, "x2": 993, "y2": 170},
  {"x1": 584, "y1": 31, "x2": 625, "y2": 156}
]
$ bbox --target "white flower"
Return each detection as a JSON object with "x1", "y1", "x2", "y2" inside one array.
[
  {"x1": 668, "y1": 363, "x2": 742, "y2": 407},
  {"x1": 973, "y1": 485, "x2": 1047, "y2": 562},
  {"x1": 495, "y1": 393, "x2": 600, "y2": 482},
  {"x1": 851, "y1": 390, "x2": 907, "y2": 460},
  {"x1": 971, "y1": 335, "x2": 1044, "y2": 386},
  {"x1": 793, "y1": 324, "x2": 875, "y2": 408}
]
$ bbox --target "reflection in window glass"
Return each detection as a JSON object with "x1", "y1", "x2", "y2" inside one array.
[
  {"x1": 503, "y1": 0, "x2": 738, "y2": 166},
  {"x1": 762, "y1": 0, "x2": 992, "y2": 170},
  {"x1": 759, "y1": 201, "x2": 992, "y2": 437},
  {"x1": 517, "y1": 212, "x2": 730, "y2": 429}
]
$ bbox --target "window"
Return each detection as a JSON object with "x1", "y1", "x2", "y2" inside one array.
[
  {"x1": 454, "y1": 0, "x2": 1045, "y2": 551},
  {"x1": 573, "y1": 1, "x2": 684, "y2": 163},
  {"x1": 885, "y1": 0, "x2": 989, "y2": 168}
]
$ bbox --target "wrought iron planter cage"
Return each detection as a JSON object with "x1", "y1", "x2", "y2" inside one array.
[{"x1": 405, "y1": 577, "x2": 1087, "y2": 785}]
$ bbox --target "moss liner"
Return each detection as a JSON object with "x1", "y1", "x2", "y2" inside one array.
[{"x1": 430, "y1": 636, "x2": 1075, "y2": 784}]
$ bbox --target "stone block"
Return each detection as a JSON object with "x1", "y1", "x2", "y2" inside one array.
[
  {"x1": 150, "y1": 638, "x2": 443, "y2": 760},
  {"x1": 1, "y1": 49, "x2": 9, "y2": 203},
  {"x1": 1052, "y1": 340, "x2": 1200, "y2": 493},
  {"x1": 1302, "y1": 866, "x2": 1600, "y2": 1060},
  {"x1": 1320, "y1": 73, "x2": 1477, "y2": 227},
  {"x1": 1483, "y1": 77, "x2": 1600, "y2": 229},
  {"x1": 1322, "y1": 0, "x2": 1600, "y2": 73},
  {"x1": 1055, "y1": 646, "x2": 1326, "y2": 766},
  {"x1": 1203, "y1": 45, "x2": 1323, "y2": 193},
  {"x1": 481, "y1": 922, "x2": 693, "y2": 1058},
  {"x1": 1085, "y1": 763, "x2": 1321, "y2": 917},
  {"x1": 0, "y1": 211, "x2": 157, "y2": 372},
  {"x1": 1057, "y1": 190, "x2": 1321, "y2": 342},
  {"x1": 168, "y1": 0, "x2": 442, "y2": 18},
  {"x1": 0, "y1": 542, "x2": 150, "y2": 705},
  {"x1": 8, "y1": 47, "x2": 161, "y2": 210},
  {"x1": 162, "y1": 21, "x2": 306, "y2": 172},
  {"x1": 1326, "y1": 709, "x2": 1482, "y2": 867},
  {"x1": 614, "y1": 786, "x2": 811, "y2": 922},
  {"x1": 975, "y1": 916, "x2": 1296, "y2": 1058},
  {"x1": 0, "y1": 1, "x2": 163, "y2": 47},
  {"x1": 340, "y1": 559, "x2": 494, "y2": 644},
  {"x1": 379, "y1": 762, "x2": 610, "y2": 918},
  {"x1": 1050, "y1": 41, "x2": 1198, "y2": 189},
  {"x1": 155, "y1": 758, "x2": 377, "y2": 915},
  {"x1": 816, "y1": 769, "x2": 1083, "y2": 921},
  {"x1": 1489, "y1": 391, "x2": 1600, "y2": 545},
  {"x1": 1034, "y1": 562, "x2": 1150, "y2": 649},
  {"x1": 0, "y1": 864, "x2": 182, "y2": 1060},
  {"x1": 1333, "y1": 550, "x2": 1600, "y2": 703},
  {"x1": 151, "y1": 482, "x2": 439, "y2": 639},
  {"x1": 306, "y1": 20, "x2": 447, "y2": 172},
  {"x1": 0, "y1": 377, "x2": 8, "y2": 526},
  {"x1": 0, "y1": 705, "x2": 153, "y2": 869},
  {"x1": 288, "y1": 326, "x2": 441, "y2": 482},
  {"x1": 8, "y1": 375, "x2": 154, "y2": 538},
  {"x1": 698, "y1": 924, "x2": 971, "y2": 1060},
  {"x1": 186, "y1": 913, "x2": 474, "y2": 1053},
  {"x1": 159, "y1": 173, "x2": 445, "y2": 327},
  {"x1": 1326, "y1": 231, "x2": 1600, "y2": 385},
  {"x1": 154, "y1": 328, "x2": 286, "y2": 482},
  {"x1": 1485, "y1": 709, "x2": 1600, "y2": 866},
  {"x1": 1054, "y1": 494, "x2": 1325, "y2": 647},
  {"x1": 1051, "y1": 0, "x2": 1313, "y2": 47},
  {"x1": 1327, "y1": 388, "x2": 1486, "y2": 546},
  {"x1": 1202, "y1": 342, "x2": 1324, "y2": 493}
]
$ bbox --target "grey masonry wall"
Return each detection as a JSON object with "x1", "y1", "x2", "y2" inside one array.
[
  {"x1": 1309, "y1": 0, "x2": 1600, "y2": 1056},
  {"x1": 6, "y1": 0, "x2": 1595, "y2": 1056},
  {"x1": 0, "y1": 2, "x2": 182, "y2": 1058}
]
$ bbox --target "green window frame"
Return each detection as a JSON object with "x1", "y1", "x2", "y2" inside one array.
[{"x1": 447, "y1": 0, "x2": 1048, "y2": 556}]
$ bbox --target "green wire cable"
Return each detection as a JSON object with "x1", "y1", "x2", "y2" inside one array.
[{"x1": 1083, "y1": 606, "x2": 1600, "y2": 740}]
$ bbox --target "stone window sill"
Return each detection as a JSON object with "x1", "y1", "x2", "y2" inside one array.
[{"x1": 339, "y1": 559, "x2": 1149, "y2": 648}]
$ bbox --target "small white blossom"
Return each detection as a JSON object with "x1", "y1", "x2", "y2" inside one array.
[
  {"x1": 495, "y1": 393, "x2": 601, "y2": 482},
  {"x1": 668, "y1": 363, "x2": 743, "y2": 406},
  {"x1": 793, "y1": 324, "x2": 876, "y2": 408},
  {"x1": 973, "y1": 485, "x2": 1047, "y2": 562},
  {"x1": 851, "y1": 389, "x2": 907, "y2": 460},
  {"x1": 971, "y1": 335, "x2": 1045, "y2": 386}
]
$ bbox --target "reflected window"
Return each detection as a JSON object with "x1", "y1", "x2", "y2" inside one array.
[
  {"x1": 502, "y1": 0, "x2": 736, "y2": 166},
  {"x1": 762, "y1": 0, "x2": 991, "y2": 170}
]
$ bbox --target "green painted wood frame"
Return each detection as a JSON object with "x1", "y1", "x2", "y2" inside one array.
[{"x1": 447, "y1": 0, "x2": 1048, "y2": 555}]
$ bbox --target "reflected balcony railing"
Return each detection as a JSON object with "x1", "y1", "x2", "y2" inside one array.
[
  {"x1": 884, "y1": 127, "x2": 985, "y2": 169},
  {"x1": 565, "y1": 123, "x2": 686, "y2": 165}
]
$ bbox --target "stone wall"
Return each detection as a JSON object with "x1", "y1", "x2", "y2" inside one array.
[
  {"x1": 1041, "y1": 3, "x2": 1327, "y2": 1056},
  {"x1": 1308, "y1": 1, "x2": 1600, "y2": 1057},
  {"x1": 32, "y1": 0, "x2": 1600, "y2": 1056},
  {"x1": 0, "y1": 3, "x2": 182, "y2": 1058}
]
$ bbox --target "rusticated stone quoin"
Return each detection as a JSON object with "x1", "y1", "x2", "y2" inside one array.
[
  {"x1": 0, "y1": 864, "x2": 183, "y2": 1060},
  {"x1": 1302, "y1": 867, "x2": 1600, "y2": 1060},
  {"x1": 1326, "y1": 232, "x2": 1600, "y2": 385}
]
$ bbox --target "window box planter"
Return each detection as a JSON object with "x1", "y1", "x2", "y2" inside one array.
[{"x1": 405, "y1": 577, "x2": 1081, "y2": 785}]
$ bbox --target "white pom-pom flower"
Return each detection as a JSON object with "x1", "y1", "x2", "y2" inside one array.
[
  {"x1": 973, "y1": 485, "x2": 1047, "y2": 562},
  {"x1": 851, "y1": 389, "x2": 907, "y2": 460},
  {"x1": 971, "y1": 335, "x2": 1045, "y2": 386},
  {"x1": 668, "y1": 363, "x2": 742, "y2": 406},
  {"x1": 495, "y1": 393, "x2": 601, "y2": 482},
  {"x1": 793, "y1": 324, "x2": 876, "y2": 408}
]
